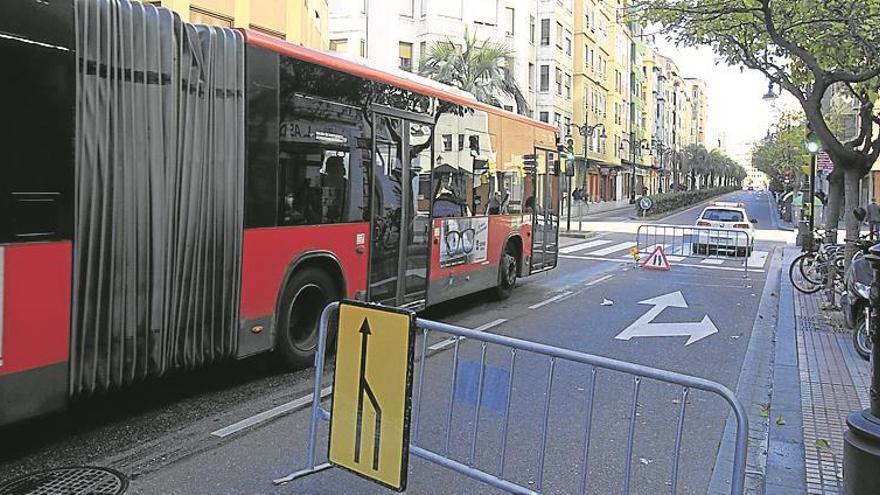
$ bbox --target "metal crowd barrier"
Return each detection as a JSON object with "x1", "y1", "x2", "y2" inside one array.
[
  {"x1": 275, "y1": 302, "x2": 748, "y2": 494},
  {"x1": 636, "y1": 223, "x2": 754, "y2": 276}
]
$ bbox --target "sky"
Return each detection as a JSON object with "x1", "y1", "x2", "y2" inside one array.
[{"x1": 653, "y1": 39, "x2": 800, "y2": 166}]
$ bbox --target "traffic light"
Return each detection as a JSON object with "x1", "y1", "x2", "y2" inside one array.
[
  {"x1": 804, "y1": 124, "x2": 821, "y2": 154},
  {"x1": 557, "y1": 138, "x2": 575, "y2": 176}
]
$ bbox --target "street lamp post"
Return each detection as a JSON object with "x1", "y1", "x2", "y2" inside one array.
[
  {"x1": 619, "y1": 137, "x2": 650, "y2": 203},
  {"x1": 568, "y1": 121, "x2": 606, "y2": 230}
]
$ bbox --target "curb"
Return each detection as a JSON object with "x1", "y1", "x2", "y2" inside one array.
[{"x1": 764, "y1": 247, "x2": 807, "y2": 494}]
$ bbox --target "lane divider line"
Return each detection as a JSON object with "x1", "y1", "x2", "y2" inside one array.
[
  {"x1": 211, "y1": 386, "x2": 333, "y2": 438},
  {"x1": 584, "y1": 274, "x2": 613, "y2": 287},
  {"x1": 427, "y1": 318, "x2": 508, "y2": 351},
  {"x1": 528, "y1": 291, "x2": 574, "y2": 309}
]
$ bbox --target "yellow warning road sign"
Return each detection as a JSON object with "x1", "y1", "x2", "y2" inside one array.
[{"x1": 328, "y1": 301, "x2": 415, "y2": 491}]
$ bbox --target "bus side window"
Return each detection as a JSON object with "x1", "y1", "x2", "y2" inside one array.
[{"x1": 278, "y1": 149, "x2": 351, "y2": 226}]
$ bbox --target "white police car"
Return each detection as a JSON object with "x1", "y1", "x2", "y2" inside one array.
[{"x1": 693, "y1": 202, "x2": 756, "y2": 256}]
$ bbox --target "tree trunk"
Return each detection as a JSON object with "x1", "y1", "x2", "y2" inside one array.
[
  {"x1": 843, "y1": 166, "x2": 864, "y2": 268},
  {"x1": 823, "y1": 171, "x2": 843, "y2": 243}
]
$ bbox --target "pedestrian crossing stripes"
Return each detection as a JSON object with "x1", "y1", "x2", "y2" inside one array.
[
  {"x1": 587, "y1": 241, "x2": 636, "y2": 256},
  {"x1": 559, "y1": 237, "x2": 770, "y2": 270},
  {"x1": 559, "y1": 239, "x2": 612, "y2": 254}
]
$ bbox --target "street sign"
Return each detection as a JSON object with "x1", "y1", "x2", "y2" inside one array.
[
  {"x1": 328, "y1": 301, "x2": 415, "y2": 491},
  {"x1": 642, "y1": 245, "x2": 671, "y2": 271},
  {"x1": 638, "y1": 196, "x2": 654, "y2": 211},
  {"x1": 615, "y1": 291, "x2": 719, "y2": 345},
  {"x1": 817, "y1": 151, "x2": 833, "y2": 172}
]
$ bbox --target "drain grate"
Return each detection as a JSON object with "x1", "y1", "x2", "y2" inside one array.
[{"x1": 0, "y1": 466, "x2": 127, "y2": 495}]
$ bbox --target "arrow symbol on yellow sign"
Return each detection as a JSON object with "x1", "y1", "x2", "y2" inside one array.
[{"x1": 354, "y1": 318, "x2": 382, "y2": 470}]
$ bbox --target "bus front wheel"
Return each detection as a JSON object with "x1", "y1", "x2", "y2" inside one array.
[{"x1": 276, "y1": 267, "x2": 338, "y2": 369}]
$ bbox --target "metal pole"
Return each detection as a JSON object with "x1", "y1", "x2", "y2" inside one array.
[
  {"x1": 809, "y1": 153, "x2": 817, "y2": 232},
  {"x1": 566, "y1": 175, "x2": 572, "y2": 232}
]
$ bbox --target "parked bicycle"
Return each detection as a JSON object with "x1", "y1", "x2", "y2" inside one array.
[{"x1": 789, "y1": 230, "x2": 845, "y2": 294}]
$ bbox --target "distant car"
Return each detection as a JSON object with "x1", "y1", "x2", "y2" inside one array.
[
  {"x1": 747, "y1": 186, "x2": 755, "y2": 191},
  {"x1": 693, "y1": 202, "x2": 756, "y2": 256}
]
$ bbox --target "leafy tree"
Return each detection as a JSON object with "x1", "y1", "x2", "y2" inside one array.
[
  {"x1": 629, "y1": 0, "x2": 880, "y2": 245},
  {"x1": 680, "y1": 144, "x2": 745, "y2": 189},
  {"x1": 419, "y1": 28, "x2": 530, "y2": 115},
  {"x1": 751, "y1": 112, "x2": 809, "y2": 186}
]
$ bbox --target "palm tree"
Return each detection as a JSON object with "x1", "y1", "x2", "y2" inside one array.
[{"x1": 419, "y1": 28, "x2": 530, "y2": 115}]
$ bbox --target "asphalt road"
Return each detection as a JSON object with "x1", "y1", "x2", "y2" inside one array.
[{"x1": 0, "y1": 190, "x2": 782, "y2": 494}]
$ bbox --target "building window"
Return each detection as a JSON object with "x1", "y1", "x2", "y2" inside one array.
[
  {"x1": 555, "y1": 22, "x2": 563, "y2": 49},
  {"x1": 329, "y1": 39, "x2": 348, "y2": 53},
  {"x1": 529, "y1": 15, "x2": 535, "y2": 44},
  {"x1": 565, "y1": 73, "x2": 572, "y2": 99},
  {"x1": 442, "y1": 134, "x2": 453, "y2": 152},
  {"x1": 540, "y1": 19, "x2": 550, "y2": 45},
  {"x1": 555, "y1": 67, "x2": 562, "y2": 96},
  {"x1": 399, "y1": 41, "x2": 413, "y2": 71},
  {"x1": 504, "y1": 7, "x2": 515, "y2": 36},
  {"x1": 360, "y1": 39, "x2": 366, "y2": 57},
  {"x1": 528, "y1": 62, "x2": 535, "y2": 91},
  {"x1": 554, "y1": 113, "x2": 562, "y2": 131},
  {"x1": 401, "y1": 0, "x2": 414, "y2": 17},
  {"x1": 564, "y1": 30, "x2": 572, "y2": 56},
  {"x1": 539, "y1": 65, "x2": 549, "y2": 91},
  {"x1": 503, "y1": 105, "x2": 514, "y2": 112},
  {"x1": 457, "y1": 134, "x2": 465, "y2": 151}
]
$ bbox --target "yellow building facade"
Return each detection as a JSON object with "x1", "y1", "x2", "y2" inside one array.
[
  {"x1": 144, "y1": 0, "x2": 328, "y2": 50},
  {"x1": 572, "y1": 0, "x2": 624, "y2": 202}
]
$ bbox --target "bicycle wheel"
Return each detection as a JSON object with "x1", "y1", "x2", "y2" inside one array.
[
  {"x1": 790, "y1": 254, "x2": 822, "y2": 294},
  {"x1": 798, "y1": 253, "x2": 823, "y2": 285}
]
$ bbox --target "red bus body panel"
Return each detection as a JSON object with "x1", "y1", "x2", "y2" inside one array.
[
  {"x1": 0, "y1": 241, "x2": 71, "y2": 424},
  {"x1": 240, "y1": 223, "x2": 370, "y2": 320}
]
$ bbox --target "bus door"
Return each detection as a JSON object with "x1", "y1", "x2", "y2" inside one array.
[
  {"x1": 368, "y1": 108, "x2": 434, "y2": 308},
  {"x1": 529, "y1": 148, "x2": 560, "y2": 273}
]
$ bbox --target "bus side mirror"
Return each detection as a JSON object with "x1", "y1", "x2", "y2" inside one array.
[{"x1": 751, "y1": 218, "x2": 758, "y2": 224}]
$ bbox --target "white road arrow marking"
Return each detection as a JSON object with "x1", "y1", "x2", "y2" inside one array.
[{"x1": 614, "y1": 291, "x2": 719, "y2": 346}]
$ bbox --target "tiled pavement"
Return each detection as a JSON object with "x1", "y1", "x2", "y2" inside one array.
[{"x1": 791, "y1": 264, "x2": 871, "y2": 493}]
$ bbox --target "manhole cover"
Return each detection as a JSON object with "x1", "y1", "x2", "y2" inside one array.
[{"x1": 0, "y1": 466, "x2": 127, "y2": 495}]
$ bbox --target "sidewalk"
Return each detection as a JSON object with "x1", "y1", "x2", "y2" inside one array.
[{"x1": 765, "y1": 247, "x2": 871, "y2": 494}]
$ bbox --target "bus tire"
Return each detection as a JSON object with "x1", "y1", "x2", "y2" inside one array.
[
  {"x1": 492, "y1": 244, "x2": 519, "y2": 300},
  {"x1": 276, "y1": 267, "x2": 339, "y2": 369}
]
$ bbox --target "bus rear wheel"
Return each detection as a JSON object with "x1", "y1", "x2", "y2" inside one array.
[
  {"x1": 276, "y1": 268, "x2": 338, "y2": 369},
  {"x1": 492, "y1": 245, "x2": 518, "y2": 300}
]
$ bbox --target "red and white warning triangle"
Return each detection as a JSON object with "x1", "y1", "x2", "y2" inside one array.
[{"x1": 641, "y1": 245, "x2": 671, "y2": 271}]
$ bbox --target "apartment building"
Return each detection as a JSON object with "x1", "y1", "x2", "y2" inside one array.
[
  {"x1": 327, "y1": 0, "x2": 538, "y2": 114},
  {"x1": 687, "y1": 78, "x2": 708, "y2": 147},
  {"x1": 143, "y1": 0, "x2": 329, "y2": 49},
  {"x1": 572, "y1": 0, "x2": 619, "y2": 202},
  {"x1": 534, "y1": 0, "x2": 575, "y2": 136}
]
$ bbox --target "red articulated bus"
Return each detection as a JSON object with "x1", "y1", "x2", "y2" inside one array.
[{"x1": 0, "y1": 0, "x2": 561, "y2": 427}]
